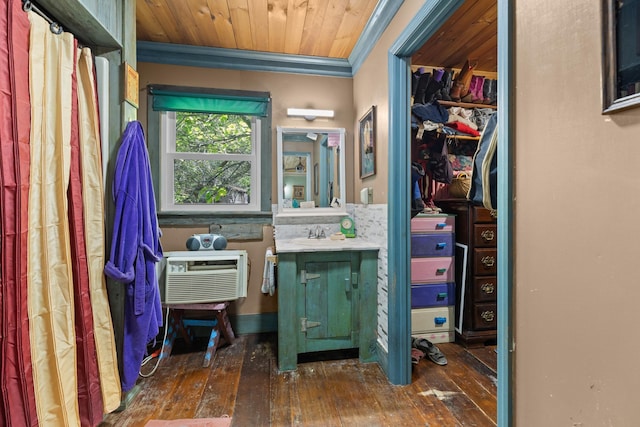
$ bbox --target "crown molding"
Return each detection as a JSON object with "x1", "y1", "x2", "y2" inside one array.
[
  {"x1": 137, "y1": 41, "x2": 352, "y2": 78},
  {"x1": 349, "y1": 0, "x2": 404, "y2": 75}
]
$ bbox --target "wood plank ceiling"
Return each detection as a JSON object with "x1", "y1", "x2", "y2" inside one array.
[
  {"x1": 136, "y1": 0, "x2": 497, "y2": 72},
  {"x1": 136, "y1": 0, "x2": 379, "y2": 59},
  {"x1": 412, "y1": 0, "x2": 497, "y2": 73}
]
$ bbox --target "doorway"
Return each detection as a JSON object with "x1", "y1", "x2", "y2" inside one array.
[{"x1": 386, "y1": 0, "x2": 513, "y2": 425}]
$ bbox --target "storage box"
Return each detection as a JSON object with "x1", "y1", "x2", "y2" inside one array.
[
  {"x1": 411, "y1": 215, "x2": 455, "y2": 233},
  {"x1": 411, "y1": 306, "x2": 455, "y2": 335},
  {"x1": 411, "y1": 233, "x2": 455, "y2": 257},
  {"x1": 410, "y1": 257, "x2": 454, "y2": 283},
  {"x1": 411, "y1": 282, "x2": 455, "y2": 308}
]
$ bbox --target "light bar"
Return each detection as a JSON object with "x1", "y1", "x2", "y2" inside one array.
[{"x1": 287, "y1": 108, "x2": 334, "y2": 120}]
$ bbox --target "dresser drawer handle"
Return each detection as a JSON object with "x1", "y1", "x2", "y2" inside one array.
[
  {"x1": 436, "y1": 242, "x2": 447, "y2": 249},
  {"x1": 437, "y1": 292, "x2": 448, "y2": 300},
  {"x1": 480, "y1": 230, "x2": 495, "y2": 242},
  {"x1": 481, "y1": 256, "x2": 495, "y2": 267},
  {"x1": 436, "y1": 268, "x2": 447, "y2": 275},
  {"x1": 434, "y1": 316, "x2": 447, "y2": 325},
  {"x1": 480, "y1": 283, "x2": 495, "y2": 294},
  {"x1": 481, "y1": 310, "x2": 495, "y2": 322},
  {"x1": 436, "y1": 222, "x2": 447, "y2": 229}
]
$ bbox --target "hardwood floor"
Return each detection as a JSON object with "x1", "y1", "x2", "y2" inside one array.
[{"x1": 100, "y1": 333, "x2": 496, "y2": 427}]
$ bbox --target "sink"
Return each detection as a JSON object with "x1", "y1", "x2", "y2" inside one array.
[{"x1": 290, "y1": 237, "x2": 347, "y2": 246}]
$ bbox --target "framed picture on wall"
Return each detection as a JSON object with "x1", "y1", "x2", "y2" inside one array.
[
  {"x1": 359, "y1": 106, "x2": 376, "y2": 178},
  {"x1": 602, "y1": 0, "x2": 640, "y2": 113},
  {"x1": 293, "y1": 185, "x2": 305, "y2": 199}
]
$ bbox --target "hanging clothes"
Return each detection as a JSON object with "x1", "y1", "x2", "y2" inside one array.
[
  {"x1": 104, "y1": 120, "x2": 163, "y2": 393},
  {"x1": 261, "y1": 247, "x2": 276, "y2": 296}
]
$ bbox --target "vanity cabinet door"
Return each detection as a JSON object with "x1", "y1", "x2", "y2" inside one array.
[{"x1": 296, "y1": 253, "x2": 359, "y2": 354}]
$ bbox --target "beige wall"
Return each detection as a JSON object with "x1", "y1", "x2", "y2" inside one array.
[
  {"x1": 515, "y1": 0, "x2": 640, "y2": 424},
  {"x1": 136, "y1": 63, "x2": 354, "y2": 316}
]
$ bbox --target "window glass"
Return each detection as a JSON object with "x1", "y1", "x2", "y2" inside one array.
[{"x1": 160, "y1": 111, "x2": 261, "y2": 212}]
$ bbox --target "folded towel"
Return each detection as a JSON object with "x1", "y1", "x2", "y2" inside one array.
[{"x1": 261, "y1": 247, "x2": 275, "y2": 296}]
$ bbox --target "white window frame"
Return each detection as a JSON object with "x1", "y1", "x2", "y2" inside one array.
[{"x1": 159, "y1": 111, "x2": 262, "y2": 212}]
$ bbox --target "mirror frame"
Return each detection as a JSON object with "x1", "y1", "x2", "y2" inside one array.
[{"x1": 276, "y1": 126, "x2": 346, "y2": 216}]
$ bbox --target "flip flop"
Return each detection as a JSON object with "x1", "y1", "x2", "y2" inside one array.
[
  {"x1": 412, "y1": 337, "x2": 447, "y2": 366},
  {"x1": 411, "y1": 348, "x2": 425, "y2": 365}
]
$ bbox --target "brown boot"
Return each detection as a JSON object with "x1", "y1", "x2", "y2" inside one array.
[{"x1": 451, "y1": 59, "x2": 476, "y2": 102}]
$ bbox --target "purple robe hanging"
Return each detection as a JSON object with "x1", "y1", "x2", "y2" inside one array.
[{"x1": 104, "y1": 120, "x2": 163, "y2": 392}]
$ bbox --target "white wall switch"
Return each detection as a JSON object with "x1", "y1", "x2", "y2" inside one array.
[{"x1": 360, "y1": 187, "x2": 373, "y2": 205}]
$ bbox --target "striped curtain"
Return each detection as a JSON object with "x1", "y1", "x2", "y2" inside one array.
[
  {"x1": 0, "y1": 0, "x2": 38, "y2": 424},
  {"x1": 0, "y1": 1, "x2": 121, "y2": 425}
]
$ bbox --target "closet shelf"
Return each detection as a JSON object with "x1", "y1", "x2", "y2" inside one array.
[
  {"x1": 440, "y1": 133, "x2": 480, "y2": 141},
  {"x1": 438, "y1": 100, "x2": 497, "y2": 110}
]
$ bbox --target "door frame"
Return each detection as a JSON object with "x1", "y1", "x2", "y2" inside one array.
[{"x1": 386, "y1": 0, "x2": 513, "y2": 424}]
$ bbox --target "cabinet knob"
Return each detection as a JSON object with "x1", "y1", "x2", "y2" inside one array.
[
  {"x1": 434, "y1": 316, "x2": 447, "y2": 325},
  {"x1": 480, "y1": 282, "x2": 495, "y2": 294},
  {"x1": 436, "y1": 268, "x2": 447, "y2": 275},
  {"x1": 480, "y1": 310, "x2": 495, "y2": 323},
  {"x1": 480, "y1": 230, "x2": 495, "y2": 242},
  {"x1": 436, "y1": 242, "x2": 447, "y2": 249},
  {"x1": 481, "y1": 256, "x2": 495, "y2": 268}
]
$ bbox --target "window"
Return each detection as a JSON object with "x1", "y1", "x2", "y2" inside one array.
[{"x1": 148, "y1": 85, "x2": 272, "y2": 215}]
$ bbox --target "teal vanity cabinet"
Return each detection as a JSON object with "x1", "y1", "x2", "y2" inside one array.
[{"x1": 276, "y1": 242, "x2": 379, "y2": 371}]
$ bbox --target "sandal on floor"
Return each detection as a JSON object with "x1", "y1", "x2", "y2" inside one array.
[
  {"x1": 412, "y1": 337, "x2": 447, "y2": 366},
  {"x1": 411, "y1": 348, "x2": 425, "y2": 365}
]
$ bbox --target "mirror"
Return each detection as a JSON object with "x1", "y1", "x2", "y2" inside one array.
[{"x1": 277, "y1": 126, "x2": 346, "y2": 214}]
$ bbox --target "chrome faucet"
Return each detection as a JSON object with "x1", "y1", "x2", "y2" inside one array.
[{"x1": 308, "y1": 226, "x2": 326, "y2": 239}]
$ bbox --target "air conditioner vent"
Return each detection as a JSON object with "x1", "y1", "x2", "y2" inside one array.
[{"x1": 158, "y1": 250, "x2": 248, "y2": 304}]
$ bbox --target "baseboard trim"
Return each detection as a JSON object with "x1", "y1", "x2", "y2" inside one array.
[
  {"x1": 376, "y1": 341, "x2": 389, "y2": 377},
  {"x1": 229, "y1": 312, "x2": 278, "y2": 335}
]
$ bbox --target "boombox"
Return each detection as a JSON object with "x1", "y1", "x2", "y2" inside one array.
[{"x1": 185, "y1": 233, "x2": 228, "y2": 251}]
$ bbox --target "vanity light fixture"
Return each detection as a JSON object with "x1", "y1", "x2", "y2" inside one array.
[{"x1": 287, "y1": 108, "x2": 334, "y2": 121}]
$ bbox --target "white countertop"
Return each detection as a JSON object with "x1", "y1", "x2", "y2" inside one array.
[{"x1": 275, "y1": 237, "x2": 380, "y2": 253}]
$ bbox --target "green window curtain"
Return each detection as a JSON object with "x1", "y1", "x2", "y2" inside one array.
[{"x1": 150, "y1": 86, "x2": 270, "y2": 116}]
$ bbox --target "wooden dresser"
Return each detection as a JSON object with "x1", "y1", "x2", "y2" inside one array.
[{"x1": 437, "y1": 199, "x2": 497, "y2": 347}]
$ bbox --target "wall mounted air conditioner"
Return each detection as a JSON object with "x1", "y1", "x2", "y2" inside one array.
[{"x1": 157, "y1": 250, "x2": 248, "y2": 304}]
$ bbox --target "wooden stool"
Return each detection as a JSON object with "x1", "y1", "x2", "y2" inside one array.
[{"x1": 160, "y1": 301, "x2": 235, "y2": 367}]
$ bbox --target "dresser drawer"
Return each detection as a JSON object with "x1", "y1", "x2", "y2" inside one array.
[
  {"x1": 472, "y1": 303, "x2": 497, "y2": 330},
  {"x1": 411, "y1": 257, "x2": 454, "y2": 284},
  {"x1": 472, "y1": 206, "x2": 497, "y2": 223},
  {"x1": 411, "y1": 306, "x2": 455, "y2": 334},
  {"x1": 473, "y1": 224, "x2": 497, "y2": 248},
  {"x1": 473, "y1": 248, "x2": 497, "y2": 275},
  {"x1": 473, "y1": 276, "x2": 497, "y2": 302},
  {"x1": 411, "y1": 282, "x2": 455, "y2": 308},
  {"x1": 411, "y1": 215, "x2": 454, "y2": 233},
  {"x1": 411, "y1": 233, "x2": 454, "y2": 257}
]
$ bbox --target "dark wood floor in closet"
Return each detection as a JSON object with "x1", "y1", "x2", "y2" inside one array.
[{"x1": 100, "y1": 333, "x2": 497, "y2": 427}]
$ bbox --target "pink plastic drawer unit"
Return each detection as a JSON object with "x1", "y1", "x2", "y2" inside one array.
[
  {"x1": 410, "y1": 215, "x2": 454, "y2": 233},
  {"x1": 410, "y1": 233, "x2": 454, "y2": 258},
  {"x1": 410, "y1": 257, "x2": 454, "y2": 284}
]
